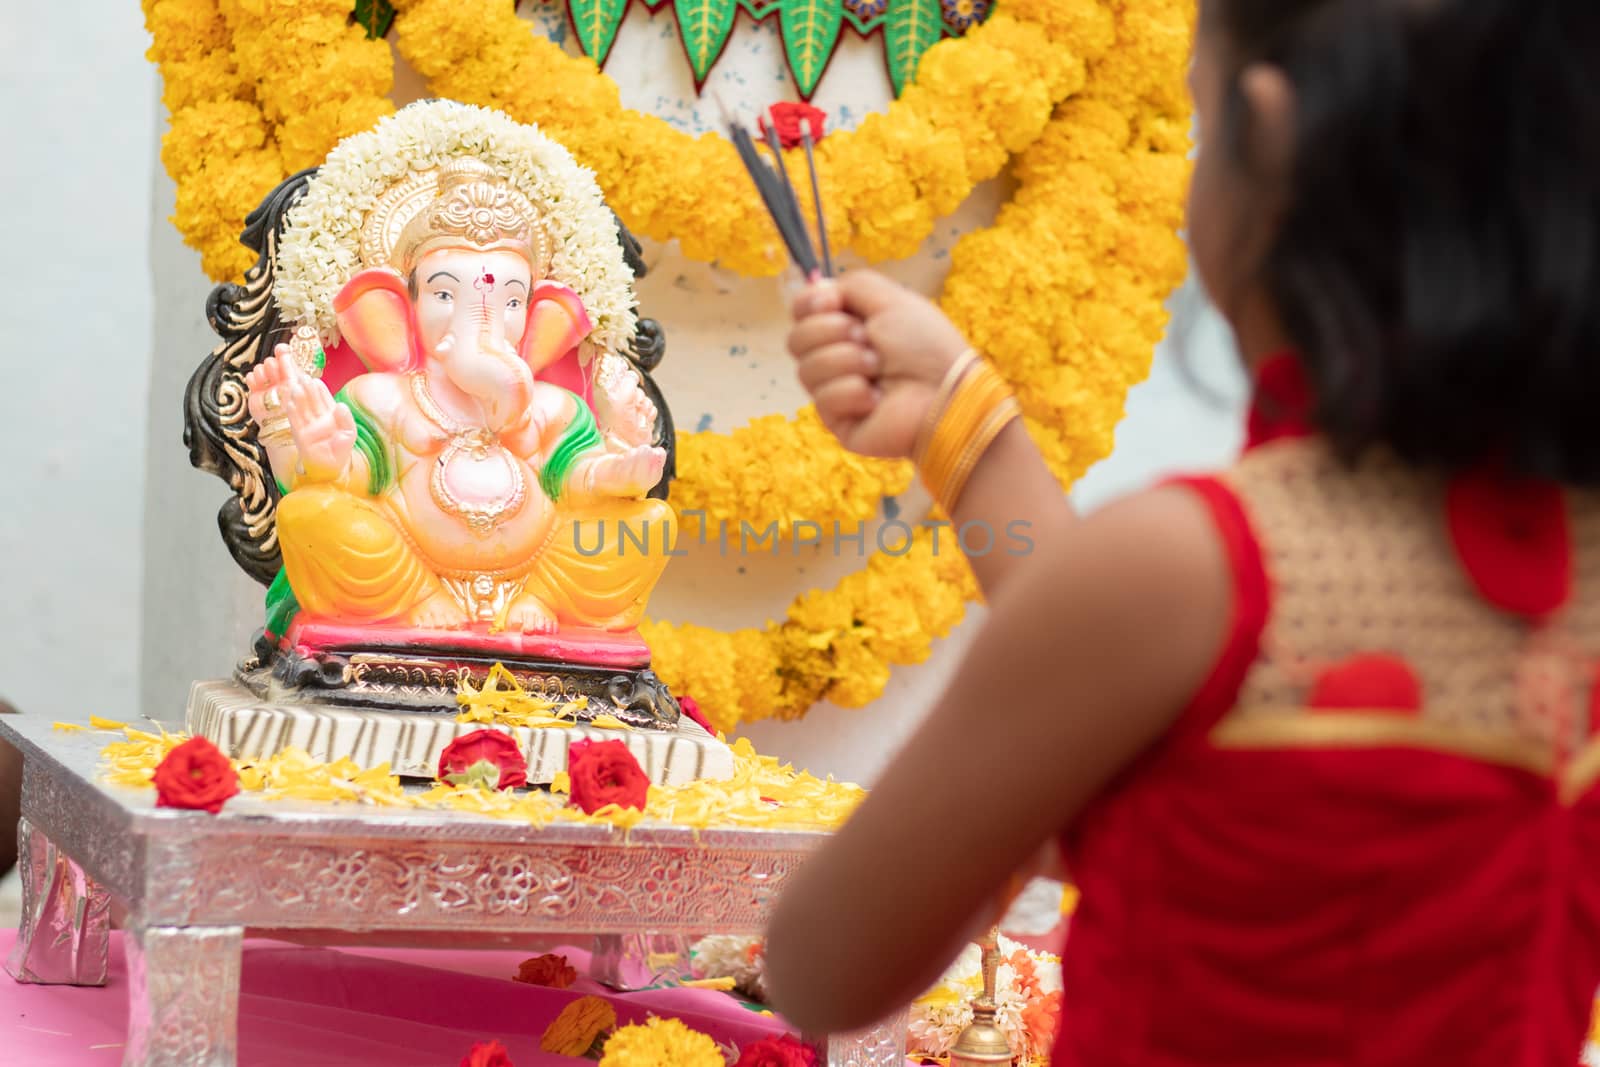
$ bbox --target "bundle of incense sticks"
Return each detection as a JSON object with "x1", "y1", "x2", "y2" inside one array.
[{"x1": 715, "y1": 96, "x2": 834, "y2": 279}]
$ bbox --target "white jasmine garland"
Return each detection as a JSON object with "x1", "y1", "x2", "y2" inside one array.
[
  {"x1": 688, "y1": 935, "x2": 768, "y2": 1001},
  {"x1": 690, "y1": 932, "x2": 1062, "y2": 1063},
  {"x1": 908, "y1": 935, "x2": 1062, "y2": 1065},
  {"x1": 274, "y1": 100, "x2": 637, "y2": 358}
]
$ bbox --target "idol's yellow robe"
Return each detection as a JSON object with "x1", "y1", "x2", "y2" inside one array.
[{"x1": 269, "y1": 389, "x2": 673, "y2": 634}]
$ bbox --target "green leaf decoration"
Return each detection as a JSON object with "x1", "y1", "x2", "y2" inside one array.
[
  {"x1": 351, "y1": 0, "x2": 397, "y2": 39},
  {"x1": 779, "y1": 0, "x2": 844, "y2": 98},
  {"x1": 570, "y1": 0, "x2": 630, "y2": 65},
  {"x1": 740, "y1": 0, "x2": 782, "y2": 20},
  {"x1": 676, "y1": 0, "x2": 740, "y2": 86},
  {"x1": 883, "y1": 0, "x2": 940, "y2": 95},
  {"x1": 537, "y1": 0, "x2": 979, "y2": 96}
]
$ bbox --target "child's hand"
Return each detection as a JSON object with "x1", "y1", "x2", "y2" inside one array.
[{"x1": 786, "y1": 270, "x2": 971, "y2": 459}]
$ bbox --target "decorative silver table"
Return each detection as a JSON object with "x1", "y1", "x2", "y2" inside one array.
[{"x1": 1, "y1": 711, "x2": 906, "y2": 1066}]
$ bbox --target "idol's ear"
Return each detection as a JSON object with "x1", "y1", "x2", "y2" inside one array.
[
  {"x1": 333, "y1": 268, "x2": 421, "y2": 372},
  {"x1": 520, "y1": 281, "x2": 593, "y2": 371}
]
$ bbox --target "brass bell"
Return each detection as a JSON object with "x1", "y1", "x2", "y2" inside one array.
[{"x1": 947, "y1": 926, "x2": 1014, "y2": 1066}]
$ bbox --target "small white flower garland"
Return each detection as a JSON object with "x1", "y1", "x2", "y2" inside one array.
[
  {"x1": 908, "y1": 935, "x2": 1062, "y2": 1064},
  {"x1": 689, "y1": 931, "x2": 1062, "y2": 1065},
  {"x1": 274, "y1": 99, "x2": 637, "y2": 358}
]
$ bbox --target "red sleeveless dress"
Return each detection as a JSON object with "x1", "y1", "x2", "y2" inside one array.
[{"x1": 1051, "y1": 356, "x2": 1600, "y2": 1067}]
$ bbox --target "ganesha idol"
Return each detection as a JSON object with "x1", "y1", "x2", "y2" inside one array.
[{"x1": 183, "y1": 101, "x2": 730, "y2": 784}]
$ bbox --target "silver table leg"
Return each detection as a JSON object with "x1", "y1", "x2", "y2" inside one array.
[
  {"x1": 5, "y1": 815, "x2": 110, "y2": 985},
  {"x1": 820, "y1": 1007, "x2": 910, "y2": 1067},
  {"x1": 123, "y1": 924, "x2": 244, "y2": 1067},
  {"x1": 591, "y1": 932, "x2": 693, "y2": 990}
]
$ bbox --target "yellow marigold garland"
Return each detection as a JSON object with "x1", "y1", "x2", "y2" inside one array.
[
  {"x1": 598, "y1": 1016, "x2": 725, "y2": 1067},
  {"x1": 388, "y1": 0, "x2": 1109, "y2": 274},
  {"x1": 143, "y1": 0, "x2": 393, "y2": 278},
  {"x1": 142, "y1": 0, "x2": 1194, "y2": 731},
  {"x1": 671, "y1": 408, "x2": 912, "y2": 538},
  {"x1": 643, "y1": 525, "x2": 979, "y2": 732},
  {"x1": 219, "y1": 0, "x2": 395, "y2": 172},
  {"x1": 144, "y1": 0, "x2": 282, "y2": 279}
]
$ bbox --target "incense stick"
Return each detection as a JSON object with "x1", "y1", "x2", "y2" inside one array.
[
  {"x1": 761, "y1": 117, "x2": 817, "y2": 274},
  {"x1": 799, "y1": 125, "x2": 833, "y2": 277},
  {"x1": 712, "y1": 92, "x2": 819, "y2": 277}
]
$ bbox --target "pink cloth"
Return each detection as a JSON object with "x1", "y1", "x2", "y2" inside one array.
[
  {"x1": 0, "y1": 932, "x2": 796, "y2": 1066},
  {"x1": 285, "y1": 621, "x2": 652, "y2": 668}
]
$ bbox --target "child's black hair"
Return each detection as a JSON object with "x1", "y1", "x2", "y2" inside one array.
[{"x1": 1214, "y1": 0, "x2": 1600, "y2": 483}]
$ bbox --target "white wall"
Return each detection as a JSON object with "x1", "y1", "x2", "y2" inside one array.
[
  {"x1": 0, "y1": 5, "x2": 156, "y2": 721},
  {"x1": 2, "y1": 7, "x2": 1247, "y2": 785}
]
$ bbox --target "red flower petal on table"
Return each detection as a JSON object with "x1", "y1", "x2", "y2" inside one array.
[
  {"x1": 460, "y1": 1040, "x2": 514, "y2": 1067},
  {"x1": 1308, "y1": 654, "x2": 1423, "y2": 713},
  {"x1": 1446, "y1": 468, "x2": 1571, "y2": 620},
  {"x1": 734, "y1": 1033, "x2": 819, "y2": 1067},
  {"x1": 438, "y1": 729, "x2": 528, "y2": 791},
  {"x1": 513, "y1": 953, "x2": 577, "y2": 989},
  {"x1": 759, "y1": 102, "x2": 827, "y2": 149},
  {"x1": 567, "y1": 739, "x2": 650, "y2": 813},
  {"x1": 677, "y1": 694, "x2": 716, "y2": 735},
  {"x1": 153, "y1": 737, "x2": 240, "y2": 814}
]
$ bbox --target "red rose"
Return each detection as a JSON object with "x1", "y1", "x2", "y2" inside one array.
[
  {"x1": 677, "y1": 694, "x2": 716, "y2": 735},
  {"x1": 566, "y1": 739, "x2": 649, "y2": 814},
  {"x1": 759, "y1": 102, "x2": 827, "y2": 149},
  {"x1": 459, "y1": 1040, "x2": 514, "y2": 1067},
  {"x1": 513, "y1": 952, "x2": 577, "y2": 989},
  {"x1": 438, "y1": 729, "x2": 528, "y2": 791},
  {"x1": 153, "y1": 737, "x2": 240, "y2": 814},
  {"x1": 735, "y1": 1034, "x2": 819, "y2": 1067}
]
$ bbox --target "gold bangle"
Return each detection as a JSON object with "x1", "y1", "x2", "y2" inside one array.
[
  {"x1": 258, "y1": 415, "x2": 292, "y2": 444},
  {"x1": 940, "y1": 399, "x2": 1020, "y2": 511},
  {"x1": 921, "y1": 363, "x2": 1011, "y2": 487},
  {"x1": 913, "y1": 349, "x2": 980, "y2": 467},
  {"x1": 921, "y1": 367, "x2": 1003, "y2": 491},
  {"x1": 918, "y1": 356, "x2": 1020, "y2": 513}
]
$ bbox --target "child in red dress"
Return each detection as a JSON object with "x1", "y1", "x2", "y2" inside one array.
[{"x1": 766, "y1": 1, "x2": 1600, "y2": 1064}]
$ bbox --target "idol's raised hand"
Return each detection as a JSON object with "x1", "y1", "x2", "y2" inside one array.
[
  {"x1": 245, "y1": 344, "x2": 356, "y2": 483},
  {"x1": 786, "y1": 271, "x2": 970, "y2": 459}
]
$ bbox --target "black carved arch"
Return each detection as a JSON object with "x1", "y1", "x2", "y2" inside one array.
[{"x1": 184, "y1": 169, "x2": 676, "y2": 588}]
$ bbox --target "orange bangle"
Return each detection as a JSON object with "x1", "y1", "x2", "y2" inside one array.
[
  {"x1": 913, "y1": 348, "x2": 980, "y2": 467},
  {"x1": 918, "y1": 357, "x2": 1019, "y2": 513},
  {"x1": 940, "y1": 399, "x2": 1020, "y2": 512}
]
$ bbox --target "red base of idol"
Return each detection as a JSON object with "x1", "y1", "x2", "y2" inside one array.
[{"x1": 285, "y1": 618, "x2": 652, "y2": 669}]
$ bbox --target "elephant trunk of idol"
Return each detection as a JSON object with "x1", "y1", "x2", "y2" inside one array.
[{"x1": 439, "y1": 300, "x2": 534, "y2": 432}]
